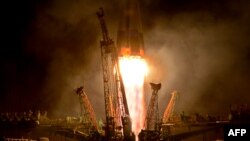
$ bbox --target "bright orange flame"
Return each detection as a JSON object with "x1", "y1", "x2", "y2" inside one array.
[{"x1": 119, "y1": 56, "x2": 148, "y2": 137}]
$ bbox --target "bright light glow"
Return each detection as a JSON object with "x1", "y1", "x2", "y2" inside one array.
[{"x1": 119, "y1": 56, "x2": 148, "y2": 137}]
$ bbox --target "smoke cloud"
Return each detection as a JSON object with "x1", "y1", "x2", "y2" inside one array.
[
  {"x1": 143, "y1": 0, "x2": 250, "y2": 115},
  {"x1": 1, "y1": 0, "x2": 250, "y2": 120},
  {"x1": 22, "y1": 0, "x2": 116, "y2": 118}
]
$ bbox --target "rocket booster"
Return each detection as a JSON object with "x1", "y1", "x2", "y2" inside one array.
[{"x1": 117, "y1": 0, "x2": 144, "y2": 57}]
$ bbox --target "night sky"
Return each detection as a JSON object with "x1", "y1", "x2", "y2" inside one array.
[{"x1": 1, "y1": 0, "x2": 250, "y2": 119}]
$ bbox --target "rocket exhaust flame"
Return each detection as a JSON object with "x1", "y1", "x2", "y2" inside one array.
[{"x1": 118, "y1": 56, "x2": 148, "y2": 136}]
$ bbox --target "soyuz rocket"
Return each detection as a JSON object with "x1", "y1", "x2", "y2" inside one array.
[{"x1": 116, "y1": 0, "x2": 145, "y2": 57}]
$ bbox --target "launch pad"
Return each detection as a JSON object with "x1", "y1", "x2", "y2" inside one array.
[{"x1": 2, "y1": 0, "x2": 250, "y2": 141}]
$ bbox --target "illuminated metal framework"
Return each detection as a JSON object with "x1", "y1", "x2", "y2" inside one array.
[
  {"x1": 144, "y1": 83, "x2": 161, "y2": 131},
  {"x1": 163, "y1": 91, "x2": 178, "y2": 123},
  {"x1": 96, "y1": 8, "x2": 133, "y2": 140},
  {"x1": 75, "y1": 86, "x2": 98, "y2": 132}
]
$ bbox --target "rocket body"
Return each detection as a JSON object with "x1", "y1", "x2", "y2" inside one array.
[
  {"x1": 116, "y1": 0, "x2": 147, "y2": 138},
  {"x1": 117, "y1": 0, "x2": 144, "y2": 57}
]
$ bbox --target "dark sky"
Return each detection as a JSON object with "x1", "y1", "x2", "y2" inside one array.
[{"x1": 1, "y1": 0, "x2": 250, "y2": 118}]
